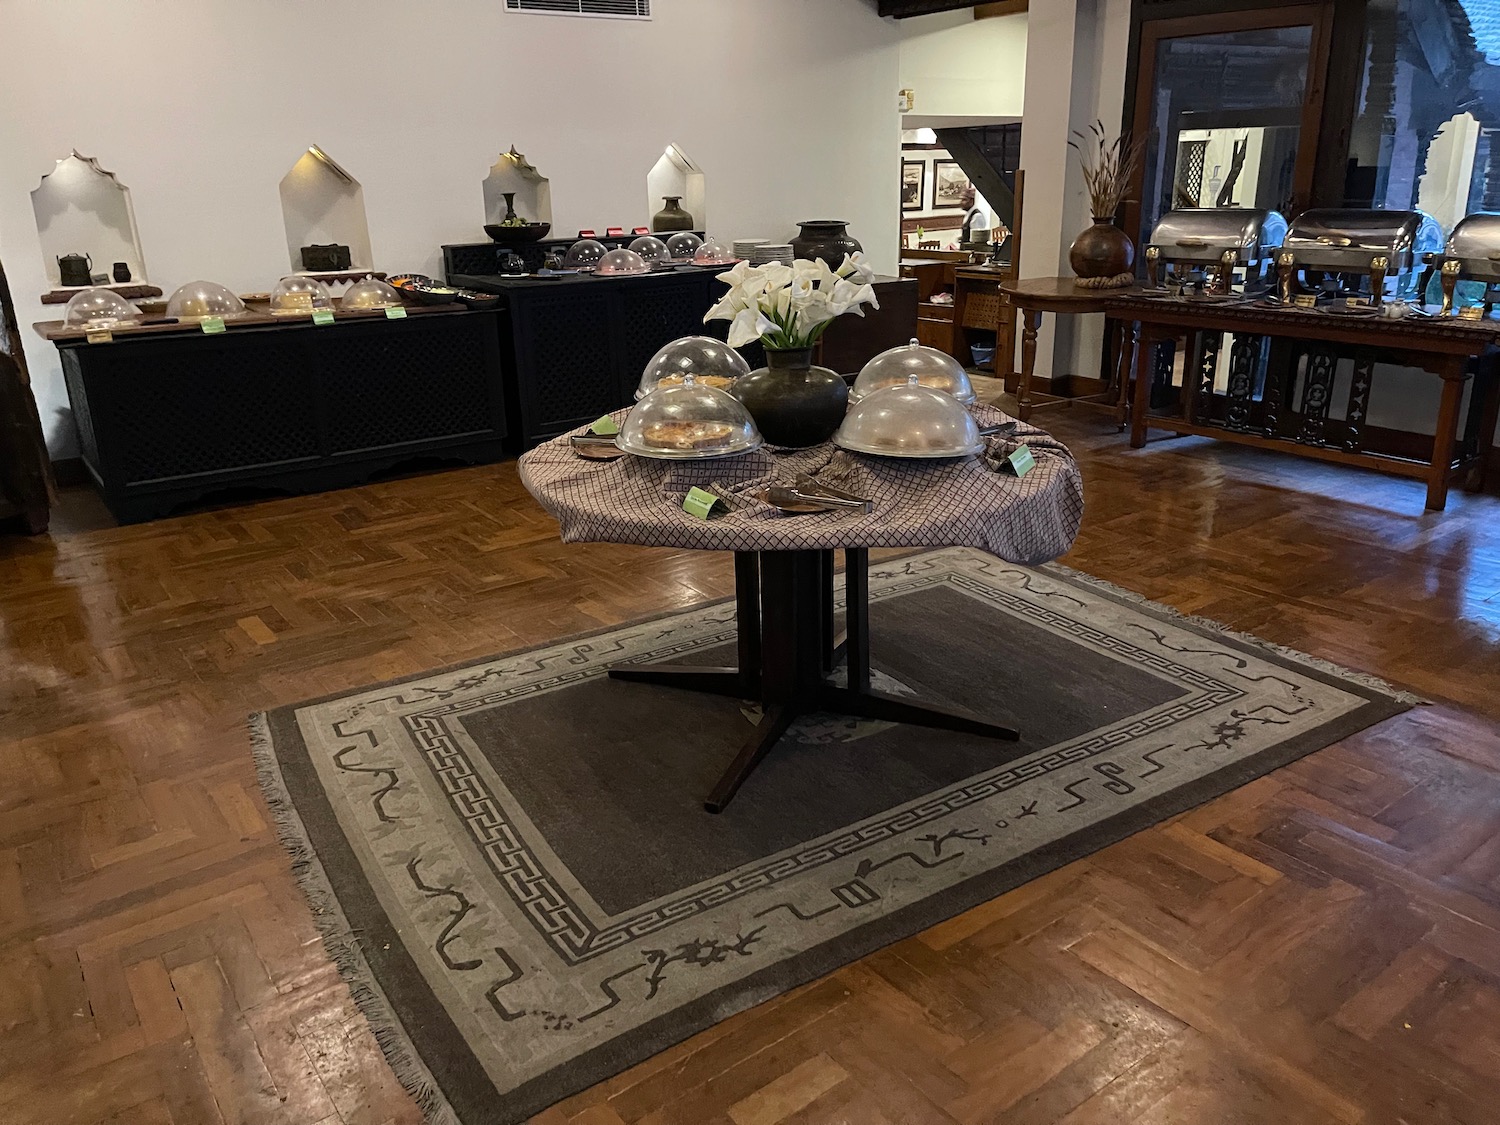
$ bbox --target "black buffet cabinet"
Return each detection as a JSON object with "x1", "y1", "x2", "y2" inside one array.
[
  {"x1": 448, "y1": 261, "x2": 727, "y2": 447},
  {"x1": 53, "y1": 307, "x2": 507, "y2": 523}
]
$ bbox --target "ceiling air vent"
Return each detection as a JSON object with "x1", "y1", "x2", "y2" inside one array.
[{"x1": 505, "y1": 0, "x2": 650, "y2": 18}]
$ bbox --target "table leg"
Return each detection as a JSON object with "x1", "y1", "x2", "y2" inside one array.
[
  {"x1": 1428, "y1": 362, "x2": 1467, "y2": 511},
  {"x1": 1018, "y1": 308, "x2": 1043, "y2": 422},
  {"x1": 1467, "y1": 361, "x2": 1500, "y2": 493},
  {"x1": 703, "y1": 705, "x2": 797, "y2": 814},
  {"x1": 1114, "y1": 320, "x2": 1137, "y2": 431},
  {"x1": 1130, "y1": 328, "x2": 1156, "y2": 447},
  {"x1": 845, "y1": 548, "x2": 869, "y2": 693}
]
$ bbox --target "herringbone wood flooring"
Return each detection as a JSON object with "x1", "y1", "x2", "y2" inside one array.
[{"x1": 2, "y1": 412, "x2": 1498, "y2": 1125}]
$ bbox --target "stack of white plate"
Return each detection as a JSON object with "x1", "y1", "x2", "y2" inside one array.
[
  {"x1": 750, "y1": 243, "x2": 793, "y2": 265},
  {"x1": 733, "y1": 238, "x2": 768, "y2": 260}
]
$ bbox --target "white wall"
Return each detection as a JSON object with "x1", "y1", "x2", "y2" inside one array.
[
  {"x1": 0, "y1": 0, "x2": 901, "y2": 457},
  {"x1": 898, "y1": 9, "x2": 1027, "y2": 120}
]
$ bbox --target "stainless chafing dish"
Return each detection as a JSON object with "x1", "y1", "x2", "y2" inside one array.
[
  {"x1": 1428, "y1": 211, "x2": 1500, "y2": 315},
  {"x1": 1276, "y1": 208, "x2": 1443, "y2": 305},
  {"x1": 1144, "y1": 207, "x2": 1288, "y2": 294}
]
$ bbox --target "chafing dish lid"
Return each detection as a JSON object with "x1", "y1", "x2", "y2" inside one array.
[
  {"x1": 1444, "y1": 212, "x2": 1500, "y2": 261},
  {"x1": 1284, "y1": 209, "x2": 1444, "y2": 256},
  {"x1": 1147, "y1": 208, "x2": 1288, "y2": 255},
  {"x1": 851, "y1": 338, "x2": 976, "y2": 404}
]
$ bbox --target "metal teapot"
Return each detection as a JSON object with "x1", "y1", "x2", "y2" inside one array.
[{"x1": 58, "y1": 253, "x2": 93, "y2": 287}]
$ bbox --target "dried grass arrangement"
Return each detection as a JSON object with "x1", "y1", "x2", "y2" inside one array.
[{"x1": 1069, "y1": 121, "x2": 1146, "y2": 220}]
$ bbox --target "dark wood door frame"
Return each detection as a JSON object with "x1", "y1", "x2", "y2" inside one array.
[{"x1": 1121, "y1": 2, "x2": 1337, "y2": 247}]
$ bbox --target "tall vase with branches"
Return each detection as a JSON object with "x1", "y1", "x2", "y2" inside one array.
[{"x1": 1068, "y1": 122, "x2": 1146, "y2": 288}]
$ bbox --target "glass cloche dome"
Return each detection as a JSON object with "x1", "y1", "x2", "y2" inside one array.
[
  {"x1": 617, "y1": 375, "x2": 762, "y2": 459},
  {"x1": 628, "y1": 235, "x2": 671, "y2": 267},
  {"x1": 834, "y1": 375, "x2": 984, "y2": 459},
  {"x1": 340, "y1": 277, "x2": 403, "y2": 311},
  {"x1": 166, "y1": 281, "x2": 248, "y2": 323},
  {"x1": 563, "y1": 239, "x2": 608, "y2": 271},
  {"x1": 636, "y1": 335, "x2": 751, "y2": 399},
  {"x1": 851, "y1": 338, "x2": 976, "y2": 404},
  {"x1": 63, "y1": 287, "x2": 140, "y2": 329},
  {"x1": 595, "y1": 248, "x2": 650, "y2": 276},
  {"x1": 665, "y1": 232, "x2": 703, "y2": 261},
  {"x1": 693, "y1": 236, "x2": 735, "y2": 266},
  {"x1": 269, "y1": 275, "x2": 334, "y2": 316}
]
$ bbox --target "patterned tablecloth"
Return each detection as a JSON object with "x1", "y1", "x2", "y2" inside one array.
[{"x1": 517, "y1": 403, "x2": 1084, "y2": 565}]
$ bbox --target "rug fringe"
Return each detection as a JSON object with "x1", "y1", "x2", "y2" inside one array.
[
  {"x1": 249, "y1": 713, "x2": 463, "y2": 1125},
  {"x1": 1039, "y1": 562, "x2": 1427, "y2": 706}
]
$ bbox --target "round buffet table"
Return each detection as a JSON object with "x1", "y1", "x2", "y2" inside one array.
[{"x1": 518, "y1": 402, "x2": 1084, "y2": 811}]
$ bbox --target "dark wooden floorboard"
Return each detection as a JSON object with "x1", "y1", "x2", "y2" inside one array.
[{"x1": 1, "y1": 405, "x2": 1498, "y2": 1124}]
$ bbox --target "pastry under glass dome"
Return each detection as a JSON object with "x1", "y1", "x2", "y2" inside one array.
[
  {"x1": 636, "y1": 335, "x2": 751, "y2": 399},
  {"x1": 834, "y1": 374, "x2": 984, "y2": 459},
  {"x1": 63, "y1": 287, "x2": 140, "y2": 329},
  {"x1": 617, "y1": 374, "x2": 762, "y2": 459},
  {"x1": 166, "y1": 281, "x2": 248, "y2": 323},
  {"x1": 665, "y1": 232, "x2": 703, "y2": 261},
  {"x1": 693, "y1": 236, "x2": 735, "y2": 266},
  {"x1": 563, "y1": 239, "x2": 607, "y2": 271},
  {"x1": 851, "y1": 338, "x2": 976, "y2": 404},
  {"x1": 340, "y1": 277, "x2": 403, "y2": 311},
  {"x1": 595, "y1": 248, "x2": 650, "y2": 276},
  {"x1": 269, "y1": 275, "x2": 334, "y2": 316},
  {"x1": 628, "y1": 235, "x2": 671, "y2": 267}
]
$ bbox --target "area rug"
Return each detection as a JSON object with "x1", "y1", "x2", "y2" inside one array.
[{"x1": 251, "y1": 546, "x2": 1413, "y2": 1125}]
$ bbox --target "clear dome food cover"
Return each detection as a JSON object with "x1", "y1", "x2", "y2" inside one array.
[
  {"x1": 628, "y1": 235, "x2": 671, "y2": 266},
  {"x1": 269, "y1": 275, "x2": 334, "y2": 316},
  {"x1": 851, "y1": 338, "x2": 976, "y2": 404},
  {"x1": 340, "y1": 277, "x2": 403, "y2": 311},
  {"x1": 617, "y1": 374, "x2": 762, "y2": 459},
  {"x1": 834, "y1": 374, "x2": 983, "y2": 459},
  {"x1": 693, "y1": 236, "x2": 735, "y2": 266},
  {"x1": 595, "y1": 248, "x2": 650, "y2": 276},
  {"x1": 166, "y1": 280, "x2": 248, "y2": 323},
  {"x1": 63, "y1": 287, "x2": 140, "y2": 329},
  {"x1": 636, "y1": 335, "x2": 751, "y2": 399},
  {"x1": 665, "y1": 231, "x2": 703, "y2": 261},
  {"x1": 563, "y1": 239, "x2": 607, "y2": 271}
]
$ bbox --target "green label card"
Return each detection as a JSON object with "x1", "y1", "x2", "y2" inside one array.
[
  {"x1": 1007, "y1": 445, "x2": 1036, "y2": 478},
  {"x1": 385, "y1": 305, "x2": 408, "y2": 320},
  {"x1": 682, "y1": 486, "x2": 723, "y2": 520},
  {"x1": 312, "y1": 309, "x2": 336, "y2": 326},
  {"x1": 200, "y1": 317, "x2": 226, "y2": 335},
  {"x1": 590, "y1": 415, "x2": 620, "y2": 436}
]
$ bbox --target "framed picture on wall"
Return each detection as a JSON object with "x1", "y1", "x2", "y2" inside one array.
[
  {"x1": 933, "y1": 160, "x2": 971, "y2": 209},
  {"x1": 901, "y1": 160, "x2": 926, "y2": 211}
]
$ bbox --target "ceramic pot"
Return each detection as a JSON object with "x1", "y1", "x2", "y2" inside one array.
[
  {"x1": 732, "y1": 346, "x2": 848, "y2": 448},
  {"x1": 112, "y1": 262, "x2": 132, "y2": 283},
  {"x1": 652, "y1": 197, "x2": 695, "y2": 233},
  {"x1": 1068, "y1": 217, "x2": 1134, "y2": 279},
  {"x1": 790, "y1": 220, "x2": 861, "y2": 266},
  {"x1": 58, "y1": 253, "x2": 92, "y2": 287}
]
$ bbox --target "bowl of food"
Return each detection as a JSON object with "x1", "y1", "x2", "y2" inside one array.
[
  {"x1": 616, "y1": 375, "x2": 762, "y2": 460},
  {"x1": 484, "y1": 222, "x2": 551, "y2": 244},
  {"x1": 636, "y1": 335, "x2": 751, "y2": 400}
]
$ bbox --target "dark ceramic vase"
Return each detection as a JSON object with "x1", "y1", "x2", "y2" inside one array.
[
  {"x1": 1068, "y1": 217, "x2": 1134, "y2": 279},
  {"x1": 732, "y1": 346, "x2": 848, "y2": 448},
  {"x1": 652, "y1": 196, "x2": 695, "y2": 233},
  {"x1": 790, "y1": 220, "x2": 862, "y2": 266},
  {"x1": 112, "y1": 262, "x2": 131, "y2": 283}
]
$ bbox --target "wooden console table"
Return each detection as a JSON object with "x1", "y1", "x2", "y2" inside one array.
[{"x1": 1115, "y1": 296, "x2": 1500, "y2": 511}]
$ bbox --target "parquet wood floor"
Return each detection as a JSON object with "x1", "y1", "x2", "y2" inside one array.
[{"x1": 2, "y1": 411, "x2": 1499, "y2": 1125}]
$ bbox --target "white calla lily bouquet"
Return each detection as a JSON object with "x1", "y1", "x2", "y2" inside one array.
[{"x1": 704, "y1": 254, "x2": 880, "y2": 349}]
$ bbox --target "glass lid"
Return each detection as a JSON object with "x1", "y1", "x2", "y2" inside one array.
[
  {"x1": 834, "y1": 375, "x2": 983, "y2": 459},
  {"x1": 166, "y1": 280, "x2": 248, "y2": 323},
  {"x1": 63, "y1": 287, "x2": 140, "y2": 329},
  {"x1": 665, "y1": 231, "x2": 703, "y2": 261},
  {"x1": 595, "y1": 248, "x2": 650, "y2": 276},
  {"x1": 617, "y1": 374, "x2": 762, "y2": 459},
  {"x1": 851, "y1": 338, "x2": 975, "y2": 404},
  {"x1": 628, "y1": 235, "x2": 671, "y2": 266},
  {"x1": 693, "y1": 236, "x2": 735, "y2": 265},
  {"x1": 340, "y1": 277, "x2": 403, "y2": 310},
  {"x1": 563, "y1": 239, "x2": 607, "y2": 271},
  {"x1": 269, "y1": 275, "x2": 334, "y2": 316},
  {"x1": 636, "y1": 334, "x2": 751, "y2": 399}
]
